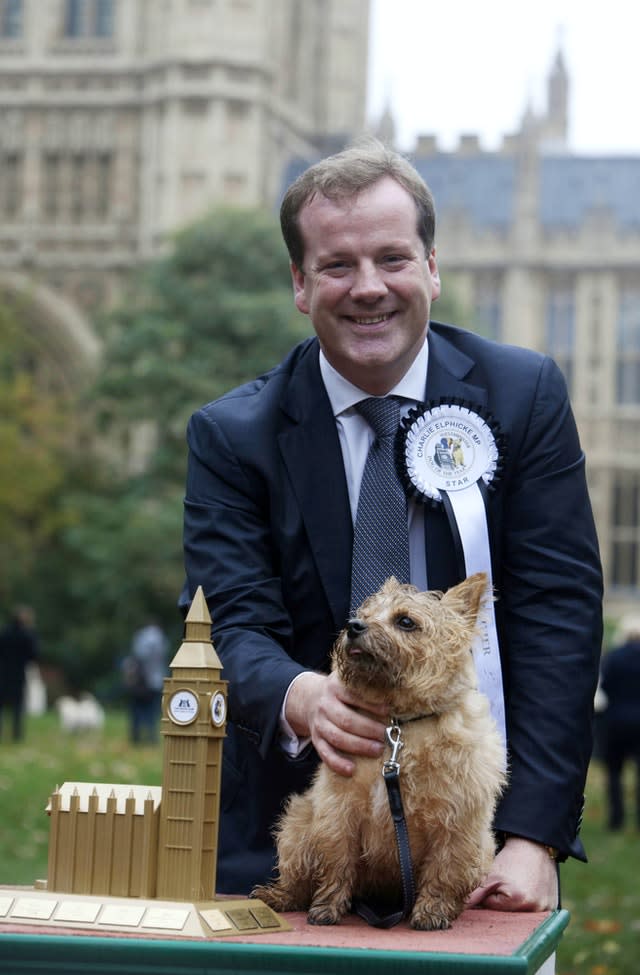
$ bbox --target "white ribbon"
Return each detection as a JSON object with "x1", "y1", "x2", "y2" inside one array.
[
  {"x1": 446, "y1": 483, "x2": 506, "y2": 754},
  {"x1": 399, "y1": 402, "x2": 506, "y2": 758}
]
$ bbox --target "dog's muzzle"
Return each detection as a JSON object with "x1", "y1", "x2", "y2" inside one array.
[{"x1": 346, "y1": 619, "x2": 367, "y2": 640}]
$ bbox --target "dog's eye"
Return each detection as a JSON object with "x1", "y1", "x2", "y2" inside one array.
[{"x1": 395, "y1": 615, "x2": 416, "y2": 631}]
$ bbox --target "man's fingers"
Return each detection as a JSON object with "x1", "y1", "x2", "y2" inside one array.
[
  {"x1": 466, "y1": 879, "x2": 504, "y2": 908},
  {"x1": 313, "y1": 738, "x2": 354, "y2": 777}
]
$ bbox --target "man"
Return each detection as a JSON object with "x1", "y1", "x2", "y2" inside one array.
[
  {"x1": 124, "y1": 620, "x2": 169, "y2": 745},
  {"x1": 0, "y1": 605, "x2": 39, "y2": 742},
  {"x1": 600, "y1": 616, "x2": 640, "y2": 830},
  {"x1": 181, "y1": 141, "x2": 602, "y2": 911}
]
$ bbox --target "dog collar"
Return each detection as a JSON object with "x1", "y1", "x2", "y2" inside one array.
[{"x1": 393, "y1": 712, "x2": 436, "y2": 724}]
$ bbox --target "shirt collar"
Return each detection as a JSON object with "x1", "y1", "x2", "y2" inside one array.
[{"x1": 319, "y1": 338, "x2": 429, "y2": 418}]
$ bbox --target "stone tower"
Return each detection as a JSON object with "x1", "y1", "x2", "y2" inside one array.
[
  {"x1": 156, "y1": 587, "x2": 227, "y2": 902},
  {"x1": 544, "y1": 44, "x2": 569, "y2": 149}
]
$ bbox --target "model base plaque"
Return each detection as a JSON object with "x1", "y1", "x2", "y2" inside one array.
[{"x1": 0, "y1": 886, "x2": 291, "y2": 938}]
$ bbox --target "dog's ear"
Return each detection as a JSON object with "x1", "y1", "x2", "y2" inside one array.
[{"x1": 440, "y1": 572, "x2": 489, "y2": 623}]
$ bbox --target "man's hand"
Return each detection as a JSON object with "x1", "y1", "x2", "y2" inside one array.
[
  {"x1": 285, "y1": 671, "x2": 387, "y2": 776},
  {"x1": 467, "y1": 836, "x2": 559, "y2": 912}
]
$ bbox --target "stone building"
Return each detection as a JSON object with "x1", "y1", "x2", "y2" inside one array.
[
  {"x1": 0, "y1": 0, "x2": 370, "y2": 384},
  {"x1": 1, "y1": 3, "x2": 638, "y2": 617},
  {"x1": 402, "y1": 48, "x2": 640, "y2": 620}
]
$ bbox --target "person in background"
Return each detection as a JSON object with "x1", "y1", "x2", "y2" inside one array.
[
  {"x1": 123, "y1": 620, "x2": 169, "y2": 744},
  {"x1": 0, "y1": 605, "x2": 39, "y2": 742},
  {"x1": 600, "y1": 616, "x2": 640, "y2": 830},
  {"x1": 181, "y1": 140, "x2": 603, "y2": 910}
]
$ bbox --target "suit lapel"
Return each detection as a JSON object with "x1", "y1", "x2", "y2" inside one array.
[
  {"x1": 425, "y1": 326, "x2": 487, "y2": 406},
  {"x1": 278, "y1": 343, "x2": 353, "y2": 631}
]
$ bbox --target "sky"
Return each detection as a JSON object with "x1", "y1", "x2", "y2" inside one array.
[{"x1": 367, "y1": 0, "x2": 640, "y2": 155}]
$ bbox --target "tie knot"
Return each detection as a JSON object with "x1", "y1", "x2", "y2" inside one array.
[{"x1": 355, "y1": 397, "x2": 401, "y2": 440}]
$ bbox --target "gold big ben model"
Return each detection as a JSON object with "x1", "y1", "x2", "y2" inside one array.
[
  {"x1": 156, "y1": 587, "x2": 227, "y2": 902},
  {"x1": 0, "y1": 585, "x2": 290, "y2": 938}
]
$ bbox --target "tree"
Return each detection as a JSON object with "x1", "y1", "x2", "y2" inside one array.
[
  {"x1": 5, "y1": 206, "x2": 469, "y2": 692},
  {"x1": 95, "y1": 206, "x2": 310, "y2": 483},
  {"x1": 0, "y1": 299, "x2": 77, "y2": 609},
  {"x1": 40, "y1": 207, "x2": 310, "y2": 689}
]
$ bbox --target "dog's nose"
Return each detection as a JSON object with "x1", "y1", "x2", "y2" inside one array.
[{"x1": 347, "y1": 619, "x2": 367, "y2": 639}]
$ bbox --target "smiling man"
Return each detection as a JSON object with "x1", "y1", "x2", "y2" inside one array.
[
  {"x1": 289, "y1": 175, "x2": 440, "y2": 396},
  {"x1": 181, "y1": 140, "x2": 602, "y2": 915}
]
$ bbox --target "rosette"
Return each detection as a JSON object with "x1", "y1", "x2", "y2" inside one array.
[
  {"x1": 397, "y1": 399, "x2": 507, "y2": 751},
  {"x1": 396, "y1": 399, "x2": 505, "y2": 505}
]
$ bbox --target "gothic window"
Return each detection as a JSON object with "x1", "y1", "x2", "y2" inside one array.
[
  {"x1": 225, "y1": 99, "x2": 250, "y2": 141},
  {"x1": 0, "y1": 153, "x2": 22, "y2": 217},
  {"x1": 223, "y1": 170, "x2": 247, "y2": 203},
  {"x1": 0, "y1": 0, "x2": 22, "y2": 37},
  {"x1": 95, "y1": 0, "x2": 113, "y2": 35},
  {"x1": 96, "y1": 153, "x2": 111, "y2": 217},
  {"x1": 43, "y1": 154, "x2": 62, "y2": 220},
  {"x1": 545, "y1": 278, "x2": 575, "y2": 394},
  {"x1": 610, "y1": 472, "x2": 640, "y2": 589},
  {"x1": 65, "y1": 0, "x2": 85, "y2": 35},
  {"x1": 616, "y1": 287, "x2": 640, "y2": 405},
  {"x1": 41, "y1": 151, "x2": 112, "y2": 221},
  {"x1": 63, "y1": 0, "x2": 114, "y2": 38},
  {"x1": 70, "y1": 154, "x2": 86, "y2": 220},
  {"x1": 474, "y1": 275, "x2": 503, "y2": 342}
]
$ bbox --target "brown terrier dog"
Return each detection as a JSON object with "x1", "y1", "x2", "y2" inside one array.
[{"x1": 253, "y1": 573, "x2": 506, "y2": 930}]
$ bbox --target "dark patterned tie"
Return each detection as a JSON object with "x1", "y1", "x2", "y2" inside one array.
[{"x1": 350, "y1": 397, "x2": 410, "y2": 613}]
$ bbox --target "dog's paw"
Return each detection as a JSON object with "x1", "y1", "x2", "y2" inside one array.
[
  {"x1": 252, "y1": 882, "x2": 309, "y2": 913},
  {"x1": 410, "y1": 904, "x2": 454, "y2": 931},
  {"x1": 251, "y1": 884, "x2": 286, "y2": 910},
  {"x1": 307, "y1": 905, "x2": 342, "y2": 926}
]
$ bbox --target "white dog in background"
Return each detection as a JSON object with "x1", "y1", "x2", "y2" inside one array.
[{"x1": 56, "y1": 693, "x2": 105, "y2": 734}]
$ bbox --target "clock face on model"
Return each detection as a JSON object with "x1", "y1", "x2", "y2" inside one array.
[
  {"x1": 167, "y1": 689, "x2": 199, "y2": 725},
  {"x1": 210, "y1": 691, "x2": 226, "y2": 727}
]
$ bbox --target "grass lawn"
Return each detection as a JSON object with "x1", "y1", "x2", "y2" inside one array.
[
  {"x1": 555, "y1": 761, "x2": 640, "y2": 975},
  {"x1": 1, "y1": 711, "x2": 638, "y2": 973},
  {"x1": 0, "y1": 711, "x2": 162, "y2": 886}
]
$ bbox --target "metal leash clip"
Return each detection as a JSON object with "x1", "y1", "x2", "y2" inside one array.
[{"x1": 382, "y1": 719, "x2": 404, "y2": 776}]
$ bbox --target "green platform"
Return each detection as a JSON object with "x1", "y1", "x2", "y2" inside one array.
[{"x1": 0, "y1": 908, "x2": 569, "y2": 974}]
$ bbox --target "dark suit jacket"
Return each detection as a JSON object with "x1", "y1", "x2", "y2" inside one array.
[{"x1": 182, "y1": 321, "x2": 603, "y2": 894}]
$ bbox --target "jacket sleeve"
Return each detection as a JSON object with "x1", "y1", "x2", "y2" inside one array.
[
  {"x1": 182, "y1": 407, "x2": 310, "y2": 760},
  {"x1": 492, "y1": 355, "x2": 603, "y2": 860}
]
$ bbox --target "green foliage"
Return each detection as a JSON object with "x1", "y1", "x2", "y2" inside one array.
[
  {"x1": 30, "y1": 207, "x2": 310, "y2": 689},
  {"x1": 95, "y1": 207, "x2": 309, "y2": 484},
  {"x1": 0, "y1": 206, "x2": 476, "y2": 692},
  {"x1": 33, "y1": 484, "x2": 185, "y2": 693},
  {"x1": 0, "y1": 300, "x2": 77, "y2": 607},
  {"x1": 432, "y1": 286, "x2": 469, "y2": 334}
]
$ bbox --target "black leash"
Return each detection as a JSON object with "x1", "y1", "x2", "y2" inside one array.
[{"x1": 354, "y1": 720, "x2": 416, "y2": 928}]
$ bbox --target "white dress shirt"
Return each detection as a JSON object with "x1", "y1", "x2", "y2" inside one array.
[
  {"x1": 318, "y1": 341, "x2": 429, "y2": 591},
  {"x1": 279, "y1": 338, "x2": 431, "y2": 755}
]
